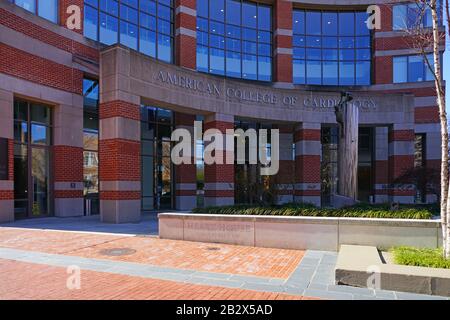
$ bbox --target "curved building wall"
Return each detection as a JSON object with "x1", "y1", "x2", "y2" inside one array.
[{"x1": 0, "y1": 0, "x2": 444, "y2": 223}]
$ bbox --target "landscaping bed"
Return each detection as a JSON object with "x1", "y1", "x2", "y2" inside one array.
[
  {"x1": 390, "y1": 246, "x2": 450, "y2": 269},
  {"x1": 192, "y1": 203, "x2": 434, "y2": 220}
]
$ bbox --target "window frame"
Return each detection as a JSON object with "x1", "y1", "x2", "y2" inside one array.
[
  {"x1": 392, "y1": 53, "x2": 443, "y2": 84},
  {"x1": 196, "y1": 0, "x2": 273, "y2": 82},
  {"x1": 84, "y1": 0, "x2": 174, "y2": 63},
  {"x1": 11, "y1": 0, "x2": 59, "y2": 23},
  {"x1": 292, "y1": 9, "x2": 372, "y2": 86}
]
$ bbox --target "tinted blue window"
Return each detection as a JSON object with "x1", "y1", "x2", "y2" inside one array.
[
  {"x1": 84, "y1": 5, "x2": 98, "y2": 40},
  {"x1": 293, "y1": 9, "x2": 371, "y2": 86},
  {"x1": 210, "y1": 0, "x2": 225, "y2": 22},
  {"x1": 100, "y1": 13, "x2": 118, "y2": 45},
  {"x1": 306, "y1": 12, "x2": 321, "y2": 35},
  {"x1": 120, "y1": 21, "x2": 138, "y2": 50},
  {"x1": 14, "y1": 0, "x2": 35, "y2": 14},
  {"x1": 393, "y1": 1, "x2": 443, "y2": 30},
  {"x1": 197, "y1": 0, "x2": 272, "y2": 81},
  {"x1": 84, "y1": 0, "x2": 173, "y2": 62},
  {"x1": 226, "y1": 0, "x2": 241, "y2": 25},
  {"x1": 140, "y1": 28, "x2": 156, "y2": 56},
  {"x1": 38, "y1": 0, "x2": 58, "y2": 22}
]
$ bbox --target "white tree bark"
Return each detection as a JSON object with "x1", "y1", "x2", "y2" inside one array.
[{"x1": 430, "y1": 0, "x2": 449, "y2": 258}]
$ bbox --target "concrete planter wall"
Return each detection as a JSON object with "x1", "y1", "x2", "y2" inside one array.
[{"x1": 158, "y1": 213, "x2": 442, "y2": 251}]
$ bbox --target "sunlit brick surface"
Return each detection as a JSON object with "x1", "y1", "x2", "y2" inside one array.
[
  {"x1": 0, "y1": 259, "x2": 310, "y2": 300},
  {"x1": 0, "y1": 228, "x2": 303, "y2": 279}
]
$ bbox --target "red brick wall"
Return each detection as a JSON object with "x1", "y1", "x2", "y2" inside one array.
[
  {"x1": 175, "y1": 0, "x2": 196, "y2": 69},
  {"x1": 53, "y1": 146, "x2": 83, "y2": 182},
  {"x1": 0, "y1": 43, "x2": 83, "y2": 94},
  {"x1": 273, "y1": 0, "x2": 292, "y2": 83},
  {"x1": 59, "y1": 0, "x2": 84, "y2": 34},
  {"x1": 415, "y1": 106, "x2": 440, "y2": 123},
  {"x1": 0, "y1": 8, "x2": 98, "y2": 62},
  {"x1": 99, "y1": 139, "x2": 141, "y2": 181}
]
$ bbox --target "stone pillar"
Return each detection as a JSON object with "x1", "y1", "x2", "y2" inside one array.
[
  {"x1": 175, "y1": 0, "x2": 197, "y2": 69},
  {"x1": 389, "y1": 125, "x2": 415, "y2": 203},
  {"x1": 0, "y1": 89, "x2": 14, "y2": 223},
  {"x1": 99, "y1": 100, "x2": 141, "y2": 223},
  {"x1": 59, "y1": 0, "x2": 84, "y2": 34},
  {"x1": 294, "y1": 123, "x2": 321, "y2": 207},
  {"x1": 273, "y1": 0, "x2": 293, "y2": 86},
  {"x1": 175, "y1": 112, "x2": 197, "y2": 210},
  {"x1": 374, "y1": 127, "x2": 389, "y2": 203},
  {"x1": 204, "y1": 113, "x2": 234, "y2": 207},
  {"x1": 274, "y1": 125, "x2": 294, "y2": 204},
  {"x1": 53, "y1": 97, "x2": 84, "y2": 217}
]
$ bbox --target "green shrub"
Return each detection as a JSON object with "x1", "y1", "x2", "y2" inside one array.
[
  {"x1": 390, "y1": 247, "x2": 450, "y2": 269},
  {"x1": 191, "y1": 203, "x2": 433, "y2": 219}
]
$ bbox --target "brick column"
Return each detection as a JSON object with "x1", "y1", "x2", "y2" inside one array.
[
  {"x1": 389, "y1": 125, "x2": 415, "y2": 203},
  {"x1": 99, "y1": 100, "x2": 141, "y2": 223},
  {"x1": 175, "y1": 112, "x2": 197, "y2": 210},
  {"x1": 0, "y1": 89, "x2": 14, "y2": 223},
  {"x1": 274, "y1": 125, "x2": 294, "y2": 204},
  {"x1": 294, "y1": 123, "x2": 321, "y2": 207},
  {"x1": 273, "y1": 0, "x2": 293, "y2": 85},
  {"x1": 53, "y1": 100, "x2": 84, "y2": 217},
  {"x1": 175, "y1": 0, "x2": 196, "y2": 69},
  {"x1": 374, "y1": 127, "x2": 389, "y2": 203},
  {"x1": 59, "y1": 0, "x2": 84, "y2": 34},
  {"x1": 204, "y1": 113, "x2": 234, "y2": 207}
]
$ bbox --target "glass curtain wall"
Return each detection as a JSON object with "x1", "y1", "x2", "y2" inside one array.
[
  {"x1": 141, "y1": 106, "x2": 174, "y2": 210},
  {"x1": 84, "y1": 0, "x2": 174, "y2": 63},
  {"x1": 13, "y1": 99, "x2": 52, "y2": 218},
  {"x1": 196, "y1": 0, "x2": 272, "y2": 81},
  {"x1": 293, "y1": 10, "x2": 371, "y2": 86}
]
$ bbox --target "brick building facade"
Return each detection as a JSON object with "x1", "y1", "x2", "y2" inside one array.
[{"x1": 0, "y1": 0, "x2": 445, "y2": 223}]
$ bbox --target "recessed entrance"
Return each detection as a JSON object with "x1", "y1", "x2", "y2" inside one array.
[
  {"x1": 13, "y1": 99, "x2": 52, "y2": 219},
  {"x1": 141, "y1": 106, "x2": 174, "y2": 210}
]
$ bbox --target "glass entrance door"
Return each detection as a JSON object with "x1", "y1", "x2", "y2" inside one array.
[
  {"x1": 13, "y1": 99, "x2": 52, "y2": 218},
  {"x1": 141, "y1": 106, "x2": 174, "y2": 211}
]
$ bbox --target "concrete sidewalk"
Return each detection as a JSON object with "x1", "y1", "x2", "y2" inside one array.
[{"x1": 0, "y1": 212, "x2": 159, "y2": 236}]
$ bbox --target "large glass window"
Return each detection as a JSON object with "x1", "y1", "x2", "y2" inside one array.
[
  {"x1": 11, "y1": 0, "x2": 58, "y2": 23},
  {"x1": 84, "y1": 0, "x2": 174, "y2": 63},
  {"x1": 141, "y1": 106, "x2": 174, "y2": 210},
  {"x1": 393, "y1": 0, "x2": 442, "y2": 30},
  {"x1": 83, "y1": 78, "x2": 100, "y2": 215},
  {"x1": 196, "y1": 0, "x2": 272, "y2": 81},
  {"x1": 293, "y1": 10, "x2": 371, "y2": 86},
  {"x1": 393, "y1": 53, "x2": 439, "y2": 83},
  {"x1": 13, "y1": 99, "x2": 52, "y2": 219}
]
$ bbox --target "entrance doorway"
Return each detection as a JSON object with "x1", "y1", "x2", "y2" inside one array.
[
  {"x1": 13, "y1": 99, "x2": 52, "y2": 218},
  {"x1": 141, "y1": 106, "x2": 174, "y2": 210}
]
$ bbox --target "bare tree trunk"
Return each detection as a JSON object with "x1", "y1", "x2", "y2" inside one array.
[
  {"x1": 338, "y1": 103, "x2": 359, "y2": 200},
  {"x1": 430, "y1": 0, "x2": 449, "y2": 258}
]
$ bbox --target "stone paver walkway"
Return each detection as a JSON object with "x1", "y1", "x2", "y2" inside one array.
[{"x1": 0, "y1": 227, "x2": 448, "y2": 300}]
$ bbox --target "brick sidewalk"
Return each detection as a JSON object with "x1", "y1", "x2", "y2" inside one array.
[
  {"x1": 0, "y1": 259, "x2": 310, "y2": 300},
  {"x1": 0, "y1": 228, "x2": 303, "y2": 279}
]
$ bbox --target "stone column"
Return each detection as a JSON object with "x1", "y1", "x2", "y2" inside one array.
[
  {"x1": 175, "y1": 0, "x2": 197, "y2": 70},
  {"x1": 388, "y1": 124, "x2": 415, "y2": 203},
  {"x1": 273, "y1": 0, "x2": 293, "y2": 86},
  {"x1": 99, "y1": 100, "x2": 141, "y2": 223},
  {"x1": 175, "y1": 112, "x2": 197, "y2": 210},
  {"x1": 274, "y1": 125, "x2": 294, "y2": 204},
  {"x1": 294, "y1": 123, "x2": 321, "y2": 207},
  {"x1": 374, "y1": 127, "x2": 389, "y2": 203},
  {"x1": 53, "y1": 96, "x2": 84, "y2": 217},
  {"x1": 0, "y1": 89, "x2": 14, "y2": 223},
  {"x1": 204, "y1": 113, "x2": 234, "y2": 207}
]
